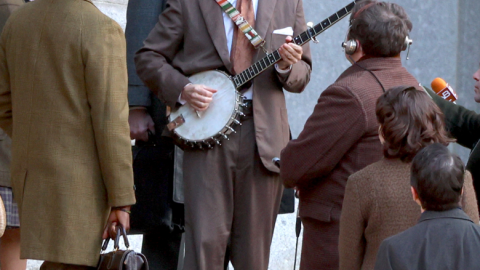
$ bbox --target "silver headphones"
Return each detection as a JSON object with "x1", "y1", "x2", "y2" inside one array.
[
  {"x1": 342, "y1": 38, "x2": 358, "y2": 55},
  {"x1": 341, "y1": 1, "x2": 414, "y2": 58},
  {"x1": 341, "y1": 35, "x2": 413, "y2": 56}
]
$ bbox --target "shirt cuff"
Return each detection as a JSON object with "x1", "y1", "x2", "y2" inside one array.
[
  {"x1": 178, "y1": 83, "x2": 191, "y2": 105},
  {"x1": 275, "y1": 63, "x2": 292, "y2": 74}
]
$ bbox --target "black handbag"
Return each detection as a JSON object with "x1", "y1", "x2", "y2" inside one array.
[{"x1": 97, "y1": 226, "x2": 149, "y2": 270}]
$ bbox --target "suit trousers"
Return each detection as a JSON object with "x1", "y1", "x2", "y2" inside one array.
[
  {"x1": 300, "y1": 211, "x2": 341, "y2": 270},
  {"x1": 40, "y1": 261, "x2": 95, "y2": 270},
  {"x1": 182, "y1": 108, "x2": 284, "y2": 270}
]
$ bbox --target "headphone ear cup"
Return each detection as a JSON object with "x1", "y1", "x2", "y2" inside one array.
[
  {"x1": 342, "y1": 39, "x2": 357, "y2": 55},
  {"x1": 403, "y1": 36, "x2": 413, "y2": 51}
]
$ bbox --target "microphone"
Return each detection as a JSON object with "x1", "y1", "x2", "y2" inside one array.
[{"x1": 431, "y1": 78, "x2": 458, "y2": 102}]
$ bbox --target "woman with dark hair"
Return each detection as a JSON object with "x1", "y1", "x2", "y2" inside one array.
[{"x1": 338, "y1": 86, "x2": 479, "y2": 270}]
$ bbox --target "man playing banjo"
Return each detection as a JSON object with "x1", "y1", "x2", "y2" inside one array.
[{"x1": 135, "y1": 0, "x2": 312, "y2": 268}]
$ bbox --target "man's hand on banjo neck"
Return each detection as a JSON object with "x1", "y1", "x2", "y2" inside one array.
[
  {"x1": 277, "y1": 36, "x2": 303, "y2": 70},
  {"x1": 181, "y1": 84, "x2": 217, "y2": 111}
]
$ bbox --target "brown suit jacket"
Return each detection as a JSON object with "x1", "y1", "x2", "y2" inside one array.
[
  {"x1": 339, "y1": 158, "x2": 479, "y2": 270},
  {"x1": 0, "y1": 0, "x2": 23, "y2": 188},
  {"x1": 0, "y1": 0, "x2": 135, "y2": 266},
  {"x1": 281, "y1": 57, "x2": 420, "y2": 221},
  {"x1": 135, "y1": 0, "x2": 312, "y2": 172}
]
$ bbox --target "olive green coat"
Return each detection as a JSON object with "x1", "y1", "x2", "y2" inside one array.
[
  {"x1": 0, "y1": 0, "x2": 23, "y2": 188},
  {"x1": 0, "y1": 0, "x2": 135, "y2": 266}
]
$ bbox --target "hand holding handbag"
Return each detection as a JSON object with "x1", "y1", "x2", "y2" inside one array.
[{"x1": 97, "y1": 226, "x2": 149, "y2": 270}]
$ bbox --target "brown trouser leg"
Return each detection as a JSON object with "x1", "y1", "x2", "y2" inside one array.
[
  {"x1": 40, "y1": 261, "x2": 95, "y2": 270},
  {"x1": 183, "y1": 113, "x2": 283, "y2": 270}
]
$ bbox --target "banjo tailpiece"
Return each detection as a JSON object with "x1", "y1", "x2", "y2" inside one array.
[{"x1": 167, "y1": 114, "x2": 186, "y2": 131}]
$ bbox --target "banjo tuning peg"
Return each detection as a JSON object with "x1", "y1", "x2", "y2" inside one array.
[
  {"x1": 232, "y1": 118, "x2": 241, "y2": 125},
  {"x1": 219, "y1": 133, "x2": 228, "y2": 140},
  {"x1": 203, "y1": 140, "x2": 213, "y2": 149},
  {"x1": 211, "y1": 137, "x2": 221, "y2": 145}
]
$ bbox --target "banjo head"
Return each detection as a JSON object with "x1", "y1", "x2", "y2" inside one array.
[{"x1": 170, "y1": 70, "x2": 239, "y2": 143}]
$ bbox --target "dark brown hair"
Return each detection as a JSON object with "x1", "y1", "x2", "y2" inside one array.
[
  {"x1": 376, "y1": 86, "x2": 454, "y2": 162},
  {"x1": 411, "y1": 143, "x2": 464, "y2": 211},
  {"x1": 349, "y1": 1, "x2": 412, "y2": 57}
]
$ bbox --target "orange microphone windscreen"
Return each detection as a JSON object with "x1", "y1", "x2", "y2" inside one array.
[{"x1": 431, "y1": 77, "x2": 448, "y2": 93}]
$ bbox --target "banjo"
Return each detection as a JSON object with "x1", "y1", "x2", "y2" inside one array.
[{"x1": 168, "y1": 1, "x2": 357, "y2": 149}]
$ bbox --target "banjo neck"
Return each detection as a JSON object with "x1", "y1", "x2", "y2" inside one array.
[{"x1": 232, "y1": 1, "x2": 357, "y2": 89}]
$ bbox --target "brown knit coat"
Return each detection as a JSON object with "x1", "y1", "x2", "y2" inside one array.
[
  {"x1": 339, "y1": 158, "x2": 479, "y2": 270},
  {"x1": 280, "y1": 57, "x2": 421, "y2": 268},
  {"x1": 281, "y1": 57, "x2": 421, "y2": 220}
]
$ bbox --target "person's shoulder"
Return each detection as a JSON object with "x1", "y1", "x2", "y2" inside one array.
[
  {"x1": 346, "y1": 160, "x2": 385, "y2": 196},
  {"x1": 332, "y1": 66, "x2": 383, "y2": 103},
  {"x1": 335, "y1": 63, "x2": 372, "y2": 84},
  {"x1": 468, "y1": 221, "x2": 480, "y2": 235},
  {"x1": 348, "y1": 159, "x2": 411, "y2": 201},
  {"x1": 348, "y1": 160, "x2": 381, "y2": 183},
  {"x1": 376, "y1": 229, "x2": 411, "y2": 265},
  {"x1": 79, "y1": 1, "x2": 122, "y2": 31},
  {"x1": 349, "y1": 158, "x2": 405, "y2": 182},
  {"x1": 382, "y1": 222, "x2": 421, "y2": 248}
]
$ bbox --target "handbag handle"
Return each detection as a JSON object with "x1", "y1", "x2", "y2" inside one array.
[{"x1": 101, "y1": 225, "x2": 130, "y2": 251}]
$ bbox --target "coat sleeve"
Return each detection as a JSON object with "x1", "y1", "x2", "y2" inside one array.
[
  {"x1": 339, "y1": 175, "x2": 367, "y2": 270},
  {"x1": 0, "y1": 22, "x2": 12, "y2": 137},
  {"x1": 374, "y1": 240, "x2": 395, "y2": 270},
  {"x1": 280, "y1": 85, "x2": 366, "y2": 188},
  {"x1": 425, "y1": 87, "x2": 480, "y2": 149},
  {"x1": 462, "y1": 171, "x2": 479, "y2": 223},
  {"x1": 275, "y1": 0, "x2": 312, "y2": 94},
  {"x1": 83, "y1": 18, "x2": 136, "y2": 207},
  {"x1": 134, "y1": 0, "x2": 189, "y2": 108}
]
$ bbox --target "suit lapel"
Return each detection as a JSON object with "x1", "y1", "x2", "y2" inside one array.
[
  {"x1": 199, "y1": 0, "x2": 233, "y2": 72},
  {"x1": 254, "y1": 0, "x2": 277, "y2": 60}
]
